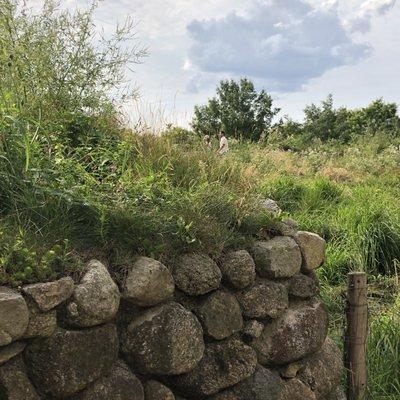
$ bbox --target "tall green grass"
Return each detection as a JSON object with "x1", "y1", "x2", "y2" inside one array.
[
  {"x1": 2, "y1": 120, "x2": 400, "y2": 286},
  {"x1": 262, "y1": 176, "x2": 400, "y2": 280},
  {"x1": 367, "y1": 298, "x2": 400, "y2": 399},
  {"x1": 1, "y1": 121, "x2": 279, "y2": 285},
  {"x1": 262, "y1": 167, "x2": 400, "y2": 399}
]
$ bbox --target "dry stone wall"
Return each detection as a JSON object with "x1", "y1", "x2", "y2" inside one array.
[{"x1": 0, "y1": 220, "x2": 346, "y2": 400}]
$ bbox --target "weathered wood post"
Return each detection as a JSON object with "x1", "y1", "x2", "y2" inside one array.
[{"x1": 345, "y1": 272, "x2": 368, "y2": 400}]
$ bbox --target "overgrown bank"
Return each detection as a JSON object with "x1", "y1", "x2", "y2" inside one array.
[
  {"x1": 2, "y1": 123, "x2": 400, "y2": 397},
  {"x1": 0, "y1": 1, "x2": 399, "y2": 398}
]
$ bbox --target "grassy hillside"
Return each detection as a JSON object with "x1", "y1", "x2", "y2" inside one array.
[
  {"x1": 0, "y1": 125, "x2": 276, "y2": 285},
  {"x1": 1, "y1": 2, "x2": 399, "y2": 398},
  {"x1": 1, "y1": 122, "x2": 399, "y2": 398}
]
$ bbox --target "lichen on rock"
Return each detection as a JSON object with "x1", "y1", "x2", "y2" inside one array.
[
  {"x1": 24, "y1": 324, "x2": 119, "y2": 398},
  {"x1": 122, "y1": 256, "x2": 175, "y2": 307},
  {"x1": 172, "y1": 253, "x2": 222, "y2": 296},
  {"x1": 196, "y1": 290, "x2": 243, "y2": 340},
  {"x1": 251, "y1": 299, "x2": 328, "y2": 365},
  {"x1": 251, "y1": 237, "x2": 302, "y2": 279},
  {"x1": 219, "y1": 250, "x2": 256, "y2": 289},
  {"x1": 236, "y1": 280, "x2": 289, "y2": 319},
  {"x1": 170, "y1": 338, "x2": 257, "y2": 397},
  {"x1": 65, "y1": 260, "x2": 120, "y2": 327},
  {"x1": 0, "y1": 287, "x2": 29, "y2": 346},
  {"x1": 123, "y1": 301, "x2": 205, "y2": 375}
]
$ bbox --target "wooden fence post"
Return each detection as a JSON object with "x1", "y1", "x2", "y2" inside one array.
[{"x1": 345, "y1": 272, "x2": 368, "y2": 400}]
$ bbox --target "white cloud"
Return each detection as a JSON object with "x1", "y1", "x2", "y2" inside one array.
[
  {"x1": 362, "y1": 0, "x2": 396, "y2": 14},
  {"x1": 185, "y1": 0, "x2": 377, "y2": 92},
  {"x1": 346, "y1": 0, "x2": 396, "y2": 32}
]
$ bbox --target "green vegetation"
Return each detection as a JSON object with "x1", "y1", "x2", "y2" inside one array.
[
  {"x1": 230, "y1": 137, "x2": 400, "y2": 399},
  {"x1": 271, "y1": 95, "x2": 400, "y2": 149},
  {"x1": 0, "y1": 118, "x2": 276, "y2": 286},
  {"x1": 192, "y1": 78, "x2": 280, "y2": 141},
  {"x1": 368, "y1": 298, "x2": 400, "y2": 399},
  {"x1": 193, "y1": 81, "x2": 400, "y2": 146},
  {"x1": 0, "y1": 3, "x2": 276, "y2": 289},
  {"x1": 0, "y1": 1, "x2": 399, "y2": 398}
]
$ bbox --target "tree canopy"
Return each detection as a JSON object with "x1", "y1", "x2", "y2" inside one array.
[
  {"x1": 273, "y1": 95, "x2": 400, "y2": 145},
  {"x1": 192, "y1": 78, "x2": 280, "y2": 141}
]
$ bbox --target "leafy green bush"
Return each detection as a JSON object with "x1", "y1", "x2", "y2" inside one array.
[
  {"x1": 0, "y1": 0, "x2": 146, "y2": 124},
  {"x1": 0, "y1": 227, "x2": 75, "y2": 286}
]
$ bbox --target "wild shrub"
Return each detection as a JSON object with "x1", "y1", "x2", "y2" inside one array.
[
  {"x1": 0, "y1": 0, "x2": 146, "y2": 123},
  {"x1": 0, "y1": 226, "x2": 76, "y2": 286}
]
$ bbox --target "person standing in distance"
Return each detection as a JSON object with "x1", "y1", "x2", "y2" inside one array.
[
  {"x1": 218, "y1": 131, "x2": 229, "y2": 155},
  {"x1": 203, "y1": 134, "x2": 212, "y2": 149}
]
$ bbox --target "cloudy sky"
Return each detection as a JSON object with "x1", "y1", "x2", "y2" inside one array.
[{"x1": 36, "y1": 0, "x2": 400, "y2": 127}]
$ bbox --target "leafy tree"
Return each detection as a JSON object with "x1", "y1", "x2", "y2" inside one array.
[
  {"x1": 272, "y1": 96, "x2": 400, "y2": 148},
  {"x1": 192, "y1": 98, "x2": 221, "y2": 138},
  {"x1": 192, "y1": 78, "x2": 280, "y2": 141},
  {"x1": 301, "y1": 95, "x2": 400, "y2": 142},
  {"x1": 348, "y1": 99, "x2": 400, "y2": 136},
  {"x1": 272, "y1": 116, "x2": 303, "y2": 139},
  {"x1": 303, "y1": 94, "x2": 352, "y2": 142}
]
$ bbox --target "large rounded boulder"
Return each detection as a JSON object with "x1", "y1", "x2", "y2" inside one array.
[
  {"x1": 251, "y1": 237, "x2": 302, "y2": 279},
  {"x1": 24, "y1": 324, "x2": 119, "y2": 398},
  {"x1": 122, "y1": 302, "x2": 204, "y2": 375},
  {"x1": 0, "y1": 356, "x2": 40, "y2": 400},
  {"x1": 70, "y1": 360, "x2": 144, "y2": 400},
  {"x1": 65, "y1": 260, "x2": 120, "y2": 327},
  {"x1": 0, "y1": 287, "x2": 29, "y2": 346},
  {"x1": 278, "y1": 379, "x2": 316, "y2": 400},
  {"x1": 251, "y1": 300, "x2": 328, "y2": 365},
  {"x1": 288, "y1": 274, "x2": 320, "y2": 299},
  {"x1": 236, "y1": 280, "x2": 288, "y2": 319},
  {"x1": 122, "y1": 256, "x2": 175, "y2": 307},
  {"x1": 196, "y1": 290, "x2": 243, "y2": 340},
  {"x1": 172, "y1": 253, "x2": 221, "y2": 296},
  {"x1": 145, "y1": 380, "x2": 175, "y2": 400},
  {"x1": 219, "y1": 250, "x2": 256, "y2": 289},
  {"x1": 297, "y1": 338, "x2": 343, "y2": 399},
  {"x1": 294, "y1": 231, "x2": 326, "y2": 272},
  {"x1": 171, "y1": 338, "x2": 257, "y2": 397},
  {"x1": 0, "y1": 342, "x2": 26, "y2": 366},
  {"x1": 216, "y1": 366, "x2": 283, "y2": 400}
]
